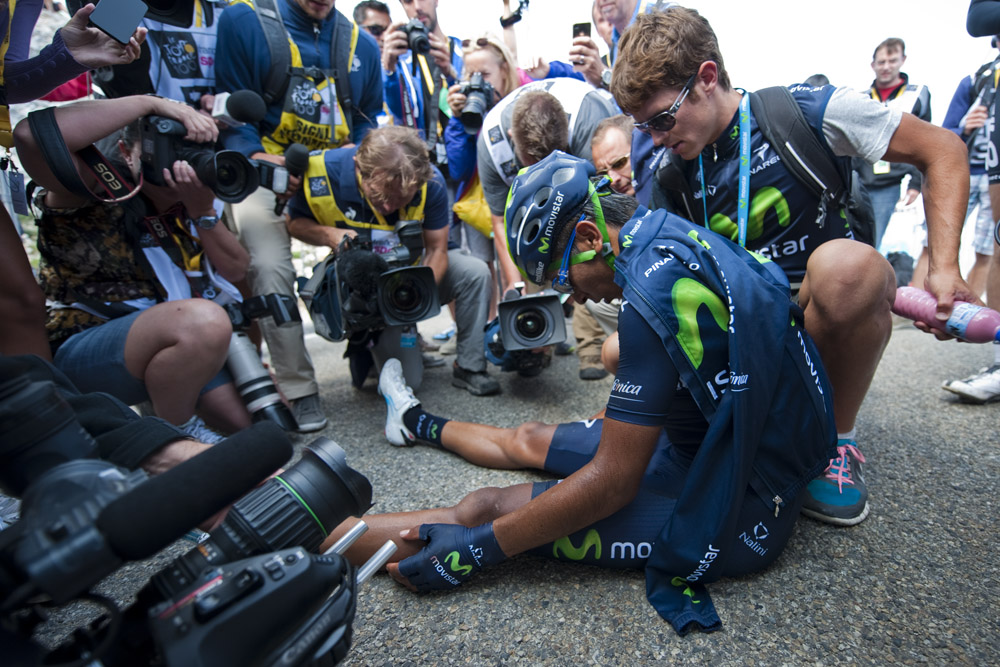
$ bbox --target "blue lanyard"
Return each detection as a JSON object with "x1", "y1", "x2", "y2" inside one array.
[
  {"x1": 698, "y1": 92, "x2": 751, "y2": 247},
  {"x1": 736, "y1": 92, "x2": 751, "y2": 248}
]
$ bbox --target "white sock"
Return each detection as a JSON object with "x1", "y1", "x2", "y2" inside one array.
[
  {"x1": 993, "y1": 341, "x2": 1000, "y2": 365},
  {"x1": 837, "y1": 427, "x2": 857, "y2": 442}
]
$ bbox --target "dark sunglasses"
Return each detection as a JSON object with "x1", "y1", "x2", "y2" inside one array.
[
  {"x1": 633, "y1": 73, "x2": 698, "y2": 135},
  {"x1": 461, "y1": 37, "x2": 491, "y2": 49},
  {"x1": 596, "y1": 154, "x2": 629, "y2": 176},
  {"x1": 362, "y1": 24, "x2": 387, "y2": 37}
]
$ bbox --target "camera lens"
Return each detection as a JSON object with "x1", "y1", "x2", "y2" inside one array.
[
  {"x1": 206, "y1": 150, "x2": 259, "y2": 203},
  {"x1": 378, "y1": 267, "x2": 436, "y2": 324},
  {"x1": 149, "y1": 437, "x2": 372, "y2": 601},
  {"x1": 460, "y1": 92, "x2": 489, "y2": 135},
  {"x1": 514, "y1": 308, "x2": 547, "y2": 341}
]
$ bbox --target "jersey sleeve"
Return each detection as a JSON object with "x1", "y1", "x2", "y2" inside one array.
[
  {"x1": 350, "y1": 29, "x2": 384, "y2": 144},
  {"x1": 478, "y1": 132, "x2": 509, "y2": 215},
  {"x1": 820, "y1": 86, "x2": 902, "y2": 165},
  {"x1": 421, "y1": 168, "x2": 450, "y2": 231},
  {"x1": 605, "y1": 301, "x2": 678, "y2": 426}
]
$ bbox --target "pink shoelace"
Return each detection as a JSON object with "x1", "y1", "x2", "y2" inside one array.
[{"x1": 823, "y1": 441, "x2": 866, "y2": 492}]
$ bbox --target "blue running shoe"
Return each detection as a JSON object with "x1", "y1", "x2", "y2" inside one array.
[{"x1": 801, "y1": 439, "x2": 870, "y2": 526}]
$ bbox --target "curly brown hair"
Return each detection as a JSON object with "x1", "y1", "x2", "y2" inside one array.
[
  {"x1": 610, "y1": 7, "x2": 730, "y2": 115},
  {"x1": 354, "y1": 126, "x2": 433, "y2": 199}
]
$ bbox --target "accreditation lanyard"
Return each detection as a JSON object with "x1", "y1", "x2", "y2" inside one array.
[{"x1": 698, "y1": 92, "x2": 750, "y2": 247}]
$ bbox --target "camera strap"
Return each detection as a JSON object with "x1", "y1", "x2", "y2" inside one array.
[{"x1": 26, "y1": 108, "x2": 142, "y2": 203}]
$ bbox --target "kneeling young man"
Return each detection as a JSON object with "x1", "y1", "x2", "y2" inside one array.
[{"x1": 324, "y1": 153, "x2": 837, "y2": 634}]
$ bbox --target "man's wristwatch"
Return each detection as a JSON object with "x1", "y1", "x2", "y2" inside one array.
[
  {"x1": 194, "y1": 214, "x2": 220, "y2": 230},
  {"x1": 600, "y1": 68, "x2": 613, "y2": 90}
]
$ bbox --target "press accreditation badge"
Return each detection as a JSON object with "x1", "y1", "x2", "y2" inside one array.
[{"x1": 873, "y1": 160, "x2": 891, "y2": 175}]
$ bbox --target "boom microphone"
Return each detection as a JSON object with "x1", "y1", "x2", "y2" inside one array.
[
  {"x1": 212, "y1": 90, "x2": 268, "y2": 128},
  {"x1": 96, "y1": 422, "x2": 292, "y2": 561},
  {"x1": 274, "y1": 142, "x2": 310, "y2": 216}
]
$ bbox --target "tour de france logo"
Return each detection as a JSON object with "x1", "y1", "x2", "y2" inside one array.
[
  {"x1": 291, "y1": 81, "x2": 323, "y2": 119},
  {"x1": 159, "y1": 33, "x2": 201, "y2": 79}
]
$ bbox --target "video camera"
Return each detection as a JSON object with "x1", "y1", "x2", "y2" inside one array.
[
  {"x1": 485, "y1": 284, "x2": 567, "y2": 376},
  {"x1": 224, "y1": 294, "x2": 301, "y2": 432},
  {"x1": 298, "y1": 222, "x2": 440, "y2": 343},
  {"x1": 0, "y1": 371, "x2": 388, "y2": 666},
  {"x1": 458, "y1": 72, "x2": 495, "y2": 135}
]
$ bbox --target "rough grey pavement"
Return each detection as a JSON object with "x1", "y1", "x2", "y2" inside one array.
[{"x1": 34, "y1": 314, "x2": 1000, "y2": 665}]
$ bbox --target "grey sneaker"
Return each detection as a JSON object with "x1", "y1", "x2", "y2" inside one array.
[
  {"x1": 180, "y1": 415, "x2": 226, "y2": 444},
  {"x1": 452, "y1": 365, "x2": 500, "y2": 396},
  {"x1": 378, "y1": 358, "x2": 421, "y2": 446},
  {"x1": 292, "y1": 394, "x2": 328, "y2": 432},
  {"x1": 942, "y1": 364, "x2": 1000, "y2": 404}
]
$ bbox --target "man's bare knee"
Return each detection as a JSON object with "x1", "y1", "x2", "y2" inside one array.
[
  {"x1": 452, "y1": 486, "x2": 518, "y2": 526},
  {"x1": 171, "y1": 300, "x2": 233, "y2": 354},
  {"x1": 508, "y1": 421, "x2": 551, "y2": 462}
]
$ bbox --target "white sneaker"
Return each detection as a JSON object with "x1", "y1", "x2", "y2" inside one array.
[
  {"x1": 378, "y1": 358, "x2": 421, "y2": 446},
  {"x1": 942, "y1": 364, "x2": 1000, "y2": 404}
]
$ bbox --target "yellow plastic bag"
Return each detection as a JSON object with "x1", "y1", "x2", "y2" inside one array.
[{"x1": 452, "y1": 172, "x2": 493, "y2": 238}]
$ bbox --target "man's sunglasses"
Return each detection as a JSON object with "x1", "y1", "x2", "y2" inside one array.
[
  {"x1": 596, "y1": 154, "x2": 629, "y2": 176},
  {"x1": 633, "y1": 73, "x2": 698, "y2": 135},
  {"x1": 363, "y1": 24, "x2": 387, "y2": 37}
]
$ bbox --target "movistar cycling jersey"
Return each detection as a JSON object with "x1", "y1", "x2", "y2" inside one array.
[{"x1": 683, "y1": 85, "x2": 851, "y2": 286}]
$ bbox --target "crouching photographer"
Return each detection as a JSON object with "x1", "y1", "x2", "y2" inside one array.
[
  {"x1": 12, "y1": 95, "x2": 254, "y2": 439},
  {"x1": 287, "y1": 126, "x2": 499, "y2": 395}
]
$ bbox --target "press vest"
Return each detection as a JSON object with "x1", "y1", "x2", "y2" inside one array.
[
  {"x1": 142, "y1": 0, "x2": 224, "y2": 107},
  {"x1": 0, "y1": 0, "x2": 15, "y2": 148}
]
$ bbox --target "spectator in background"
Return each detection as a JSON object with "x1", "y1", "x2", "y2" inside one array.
[
  {"x1": 354, "y1": 0, "x2": 391, "y2": 51},
  {"x1": 214, "y1": 0, "x2": 383, "y2": 433},
  {"x1": 1, "y1": 0, "x2": 145, "y2": 360},
  {"x1": 858, "y1": 37, "x2": 930, "y2": 251}
]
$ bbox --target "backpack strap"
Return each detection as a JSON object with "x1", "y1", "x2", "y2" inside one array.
[
  {"x1": 749, "y1": 86, "x2": 847, "y2": 227},
  {"x1": 251, "y1": 0, "x2": 292, "y2": 105},
  {"x1": 330, "y1": 13, "x2": 358, "y2": 139}
]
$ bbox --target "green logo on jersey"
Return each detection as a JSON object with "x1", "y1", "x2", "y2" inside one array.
[
  {"x1": 670, "y1": 576, "x2": 702, "y2": 603},
  {"x1": 672, "y1": 278, "x2": 729, "y2": 369},
  {"x1": 429, "y1": 424, "x2": 439, "y2": 440},
  {"x1": 552, "y1": 529, "x2": 602, "y2": 560}
]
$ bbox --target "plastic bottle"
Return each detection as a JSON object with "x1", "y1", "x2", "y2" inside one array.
[{"x1": 892, "y1": 286, "x2": 1000, "y2": 343}]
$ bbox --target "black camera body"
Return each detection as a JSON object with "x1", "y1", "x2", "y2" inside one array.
[
  {"x1": 223, "y1": 294, "x2": 301, "y2": 432},
  {"x1": 139, "y1": 115, "x2": 259, "y2": 203},
  {"x1": 299, "y1": 222, "x2": 440, "y2": 342},
  {"x1": 399, "y1": 18, "x2": 431, "y2": 55},
  {"x1": 458, "y1": 72, "x2": 496, "y2": 135}
]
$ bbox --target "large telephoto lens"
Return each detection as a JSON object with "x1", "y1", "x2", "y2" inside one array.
[
  {"x1": 460, "y1": 90, "x2": 490, "y2": 135},
  {"x1": 149, "y1": 437, "x2": 372, "y2": 601}
]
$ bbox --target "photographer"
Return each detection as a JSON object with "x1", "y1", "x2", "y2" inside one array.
[
  {"x1": 443, "y1": 33, "x2": 521, "y2": 281},
  {"x1": 12, "y1": 95, "x2": 253, "y2": 440},
  {"x1": 287, "y1": 125, "x2": 498, "y2": 395},
  {"x1": 381, "y1": 0, "x2": 463, "y2": 172}
]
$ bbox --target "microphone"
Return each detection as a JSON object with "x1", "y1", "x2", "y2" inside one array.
[
  {"x1": 96, "y1": 422, "x2": 292, "y2": 561},
  {"x1": 274, "y1": 143, "x2": 310, "y2": 216},
  {"x1": 212, "y1": 90, "x2": 268, "y2": 128}
]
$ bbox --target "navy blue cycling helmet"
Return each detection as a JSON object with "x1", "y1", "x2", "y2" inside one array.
[{"x1": 504, "y1": 151, "x2": 613, "y2": 285}]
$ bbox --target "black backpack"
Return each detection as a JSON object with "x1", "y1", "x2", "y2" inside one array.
[
  {"x1": 653, "y1": 86, "x2": 877, "y2": 247},
  {"x1": 250, "y1": 0, "x2": 356, "y2": 137}
]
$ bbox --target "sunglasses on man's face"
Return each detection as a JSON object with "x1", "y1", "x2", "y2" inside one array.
[
  {"x1": 596, "y1": 154, "x2": 629, "y2": 176},
  {"x1": 363, "y1": 24, "x2": 388, "y2": 37},
  {"x1": 633, "y1": 73, "x2": 698, "y2": 135}
]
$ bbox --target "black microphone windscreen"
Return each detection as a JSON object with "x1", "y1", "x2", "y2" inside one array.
[
  {"x1": 96, "y1": 423, "x2": 292, "y2": 561},
  {"x1": 226, "y1": 90, "x2": 268, "y2": 124},
  {"x1": 284, "y1": 143, "x2": 310, "y2": 177}
]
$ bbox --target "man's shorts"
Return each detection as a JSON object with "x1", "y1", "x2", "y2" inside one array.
[
  {"x1": 54, "y1": 310, "x2": 232, "y2": 406},
  {"x1": 529, "y1": 418, "x2": 805, "y2": 577}
]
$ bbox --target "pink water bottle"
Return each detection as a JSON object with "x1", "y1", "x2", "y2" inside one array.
[{"x1": 892, "y1": 286, "x2": 1000, "y2": 343}]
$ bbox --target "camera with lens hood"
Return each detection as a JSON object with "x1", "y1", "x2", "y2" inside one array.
[
  {"x1": 485, "y1": 285, "x2": 567, "y2": 376},
  {"x1": 0, "y1": 367, "x2": 386, "y2": 666},
  {"x1": 298, "y1": 221, "x2": 440, "y2": 343},
  {"x1": 458, "y1": 72, "x2": 496, "y2": 135},
  {"x1": 223, "y1": 294, "x2": 301, "y2": 432}
]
